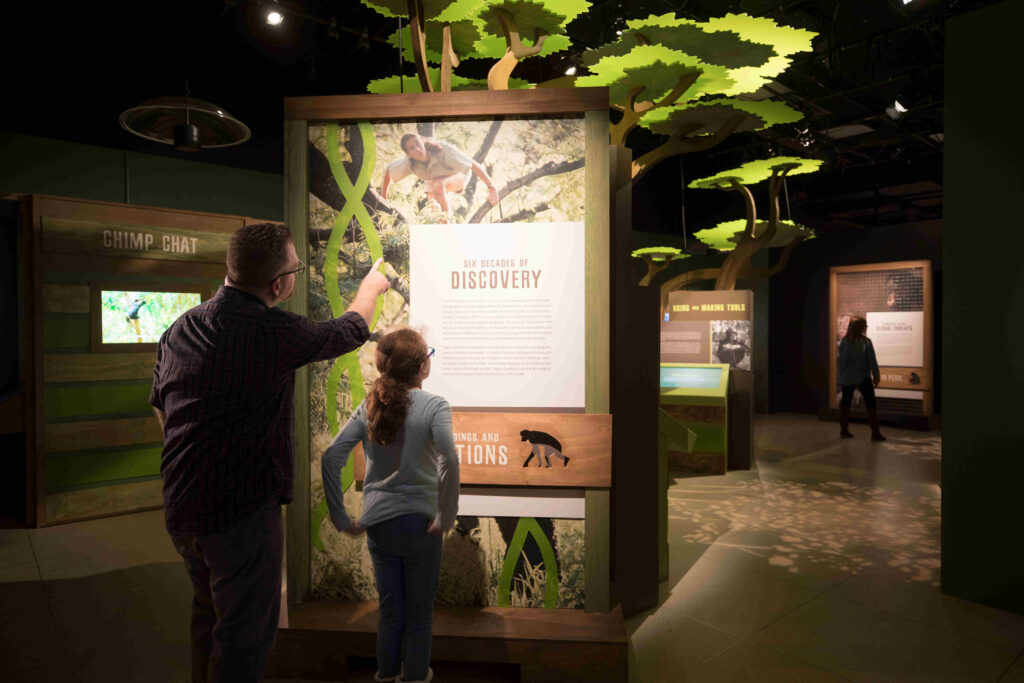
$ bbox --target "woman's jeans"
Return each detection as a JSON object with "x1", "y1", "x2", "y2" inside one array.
[{"x1": 367, "y1": 513, "x2": 443, "y2": 681}]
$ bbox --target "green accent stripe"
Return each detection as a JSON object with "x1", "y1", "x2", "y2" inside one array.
[
  {"x1": 43, "y1": 315, "x2": 91, "y2": 349},
  {"x1": 47, "y1": 473, "x2": 162, "y2": 495},
  {"x1": 46, "y1": 445, "x2": 162, "y2": 490},
  {"x1": 497, "y1": 517, "x2": 560, "y2": 609},
  {"x1": 313, "y1": 122, "x2": 382, "y2": 554},
  {"x1": 683, "y1": 423, "x2": 727, "y2": 453},
  {"x1": 45, "y1": 382, "x2": 154, "y2": 419}
]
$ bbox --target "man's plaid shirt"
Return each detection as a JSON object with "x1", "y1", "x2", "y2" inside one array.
[{"x1": 150, "y1": 285, "x2": 368, "y2": 534}]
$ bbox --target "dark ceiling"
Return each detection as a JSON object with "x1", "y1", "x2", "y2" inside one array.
[{"x1": 2, "y1": 0, "x2": 998, "y2": 235}]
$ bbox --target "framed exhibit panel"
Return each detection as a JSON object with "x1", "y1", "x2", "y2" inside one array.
[
  {"x1": 283, "y1": 88, "x2": 611, "y2": 612},
  {"x1": 659, "y1": 363, "x2": 730, "y2": 474},
  {"x1": 662, "y1": 290, "x2": 754, "y2": 370},
  {"x1": 20, "y1": 194, "x2": 267, "y2": 526},
  {"x1": 829, "y1": 261, "x2": 934, "y2": 415}
]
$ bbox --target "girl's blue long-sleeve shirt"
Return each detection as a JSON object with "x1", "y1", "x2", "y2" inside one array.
[{"x1": 321, "y1": 389, "x2": 460, "y2": 532}]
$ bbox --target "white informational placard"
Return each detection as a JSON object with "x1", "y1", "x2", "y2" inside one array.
[
  {"x1": 410, "y1": 222, "x2": 586, "y2": 408},
  {"x1": 457, "y1": 487, "x2": 585, "y2": 519},
  {"x1": 866, "y1": 311, "x2": 924, "y2": 366}
]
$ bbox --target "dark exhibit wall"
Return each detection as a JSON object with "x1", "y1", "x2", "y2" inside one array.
[
  {"x1": 0, "y1": 132, "x2": 284, "y2": 221},
  {"x1": 943, "y1": 0, "x2": 1024, "y2": 613},
  {"x1": 768, "y1": 219, "x2": 941, "y2": 415}
]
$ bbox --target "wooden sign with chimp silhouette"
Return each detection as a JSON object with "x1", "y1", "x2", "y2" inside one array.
[{"x1": 351, "y1": 412, "x2": 611, "y2": 487}]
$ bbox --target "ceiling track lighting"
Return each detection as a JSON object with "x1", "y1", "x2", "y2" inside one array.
[
  {"x1": 885, "y1": 99, "x2": 909, "y2": 120},
  {"x1": 266, "y1": 1, "x2": 284, "y2": 26}
]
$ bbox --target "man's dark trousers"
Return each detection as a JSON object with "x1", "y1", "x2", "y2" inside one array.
[{"x1": 170, "y1": 501, "x2": 283, "y2": 683}]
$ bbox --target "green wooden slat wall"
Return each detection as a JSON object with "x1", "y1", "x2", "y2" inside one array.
[{"x1": 40, "y1": 268, "x2": 220, "y2": 504}]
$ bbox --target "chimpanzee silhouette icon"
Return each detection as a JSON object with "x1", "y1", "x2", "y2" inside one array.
[{"x1": 520, "y1": 430, "x2": 569, "y2": 468}]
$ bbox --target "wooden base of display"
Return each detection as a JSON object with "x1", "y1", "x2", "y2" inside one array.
[
  {"x1": 818, "y1": 407, "x2": 941, "y2": 432},
  {"x1": 667, "y1": 449, "x2": 726, "y2": 475},
  {"x1": 267, "y1": 601, "x2": 628, "y2": 682}
]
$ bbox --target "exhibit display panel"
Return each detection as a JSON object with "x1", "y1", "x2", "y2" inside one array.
[
  {"x1": 21, "y1": 195, "x2": 264, "y2": 525},
  {"x1": 284, "y1": 89, "x2": 611, "y2": 612},
  {"x1": 829, "y1": 261, "x2": 933, "y2": 415},
  {"x1": 662, "y1": 290, "x2": 754, "y2": 370},
  {"x1": 659, "y1": 362, "x2": 730, "y2": 474}
]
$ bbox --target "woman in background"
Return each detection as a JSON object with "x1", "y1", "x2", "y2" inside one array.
[
  {"x1": 837, "y1": 317, "x2": 886, "y2": 441},
  {"x1": 322, "y1": 328, "x2": 459, "y2": 683}
]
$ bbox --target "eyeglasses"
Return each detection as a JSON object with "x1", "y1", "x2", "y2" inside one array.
[
  {"x1": 270, "y1": 259, "x2": 305, "y2": 284},
  {"x1": 426, "y1": 347, "x2": 435, "y2": 360}
]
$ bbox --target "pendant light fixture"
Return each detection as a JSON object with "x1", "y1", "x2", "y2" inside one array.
[{"x1": 119, "y1": 82, "x2": 250, "y2": 152}]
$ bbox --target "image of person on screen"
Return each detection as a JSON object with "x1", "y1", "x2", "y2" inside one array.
[
  {"x1": 149, "y1": 223, "x2": 389, "y2": 682},
  {"x1": 322, "y1": 328, "x2": 459, "y2": 683},
  {"x1": 381, "y1": 133, "x2": 500, "y2": 217},
  {"x1": 837, "y1": 316, "x2": 886, "y2": 442}
]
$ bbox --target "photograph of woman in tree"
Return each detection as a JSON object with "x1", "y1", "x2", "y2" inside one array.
[{"x1": 381, "y1": 133, "x2": 500, "y2": 218}]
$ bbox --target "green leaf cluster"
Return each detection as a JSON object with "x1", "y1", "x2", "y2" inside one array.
[
  {"x1": 366, "y1": 73, "x2": 530, "y2": 94},
  {"x1": 641, "y1": 97, "x2": 802, "y2": 136},
  {"x1": 631, "y1": 246, "x2": 688, "y2": 262},
  {"x1": 689, "y1": 156, "x2": 823, "y2": 189},
  {"x1": 694, "y1": 219, "x2": 815, "y2": 252},
  {"x1": 365, "y1": 0, "x2": 584, "y2": 79}
]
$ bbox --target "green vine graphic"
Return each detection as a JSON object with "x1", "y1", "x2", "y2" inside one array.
[
  {"x1": 497, "y1": 517, "x2": 559, "y2": 608},
  {"x1": 312, "y1": 121, "x2": 385, "y2": 551}
]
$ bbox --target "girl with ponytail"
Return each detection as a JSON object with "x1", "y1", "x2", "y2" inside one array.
[{"x1": 322, "y1": 328, "x2": 458, "y2": 683}]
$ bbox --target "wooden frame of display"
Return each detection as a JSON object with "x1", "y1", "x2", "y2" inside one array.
[
  {"x1": 828, "y1": 260, "x2": 934, "y2": 415},
  {"x1": 22, "y1": 194, "x2": 270, "y2": 526},
  {"x1": 283, "y1": 88, "x2": 611, "y2": 612}
]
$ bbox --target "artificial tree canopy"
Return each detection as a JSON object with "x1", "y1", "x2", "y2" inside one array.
[
  {"x1": 389, "y1": 21, "x2": 485, "y2": 63},
  {"x1": 640, "y1": 97, "x2": 803, "y2": 137},
  {"x1": 695, "y1": 219, "x2": 814, "y2": 251},
  {"x1": 575, "y1": 45, "x2": 734, "y2": 106},
  {"x1": 704, "y1": 15, "x2": 817, "y2": 95},
  {"x1": 478, "y1": 0, "x2": 591, "y2": 40},
  {"x1": 471, "y1": 31, "x2": 571, "y2": 59},
  {"x1": 631, "y1": 246, "x2": 689, "y2": 262},
  {"x1": 367, "y1": 72, "x2": 530, "y2": 93},
  {"x1": 688, "y1": 156, "x2": 823, "y2": 189},
  {"x1": 363, "y1": 0, "x2": 484, "y2": 22},
  {"x1": 702, "y1": 13, "x2": 816, "y2": 58},
  {"x1": 583, "y1": 14, "x2": 775, "y2": 71}
]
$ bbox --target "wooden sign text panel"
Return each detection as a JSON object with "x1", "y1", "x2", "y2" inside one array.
[
  {"x1": 42, "y1": 217, "x2": 231, "y2": 264},
  {"x1": 351, "y1": 413, "x2": 611, "y2": 488}
]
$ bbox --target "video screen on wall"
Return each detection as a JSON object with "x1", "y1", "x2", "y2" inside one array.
[{"x1": 100, "y1": 289, "x2": 201, "y2": 344}]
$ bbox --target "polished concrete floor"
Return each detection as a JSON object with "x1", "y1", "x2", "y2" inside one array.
[{"x1": 2, "y1": 414, "x2": 1023, "y2": 682}]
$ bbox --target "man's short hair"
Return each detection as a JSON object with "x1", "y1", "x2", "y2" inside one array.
[{"x1": 227, "y1": 223, "x2": 292, "y2": 286}]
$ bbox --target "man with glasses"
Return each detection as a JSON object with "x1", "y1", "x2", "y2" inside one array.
[{"x1": 149, "y1": 222, "x2": 388, "y2": 682}]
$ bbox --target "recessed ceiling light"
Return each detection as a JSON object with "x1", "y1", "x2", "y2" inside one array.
[{"x1": 267, "y1": 10, "x2": 284, "y2": 26}]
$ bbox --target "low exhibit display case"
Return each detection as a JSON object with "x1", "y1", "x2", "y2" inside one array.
[{"x1": 659, "y1": 363, "x2": 730, "y2": 474}]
